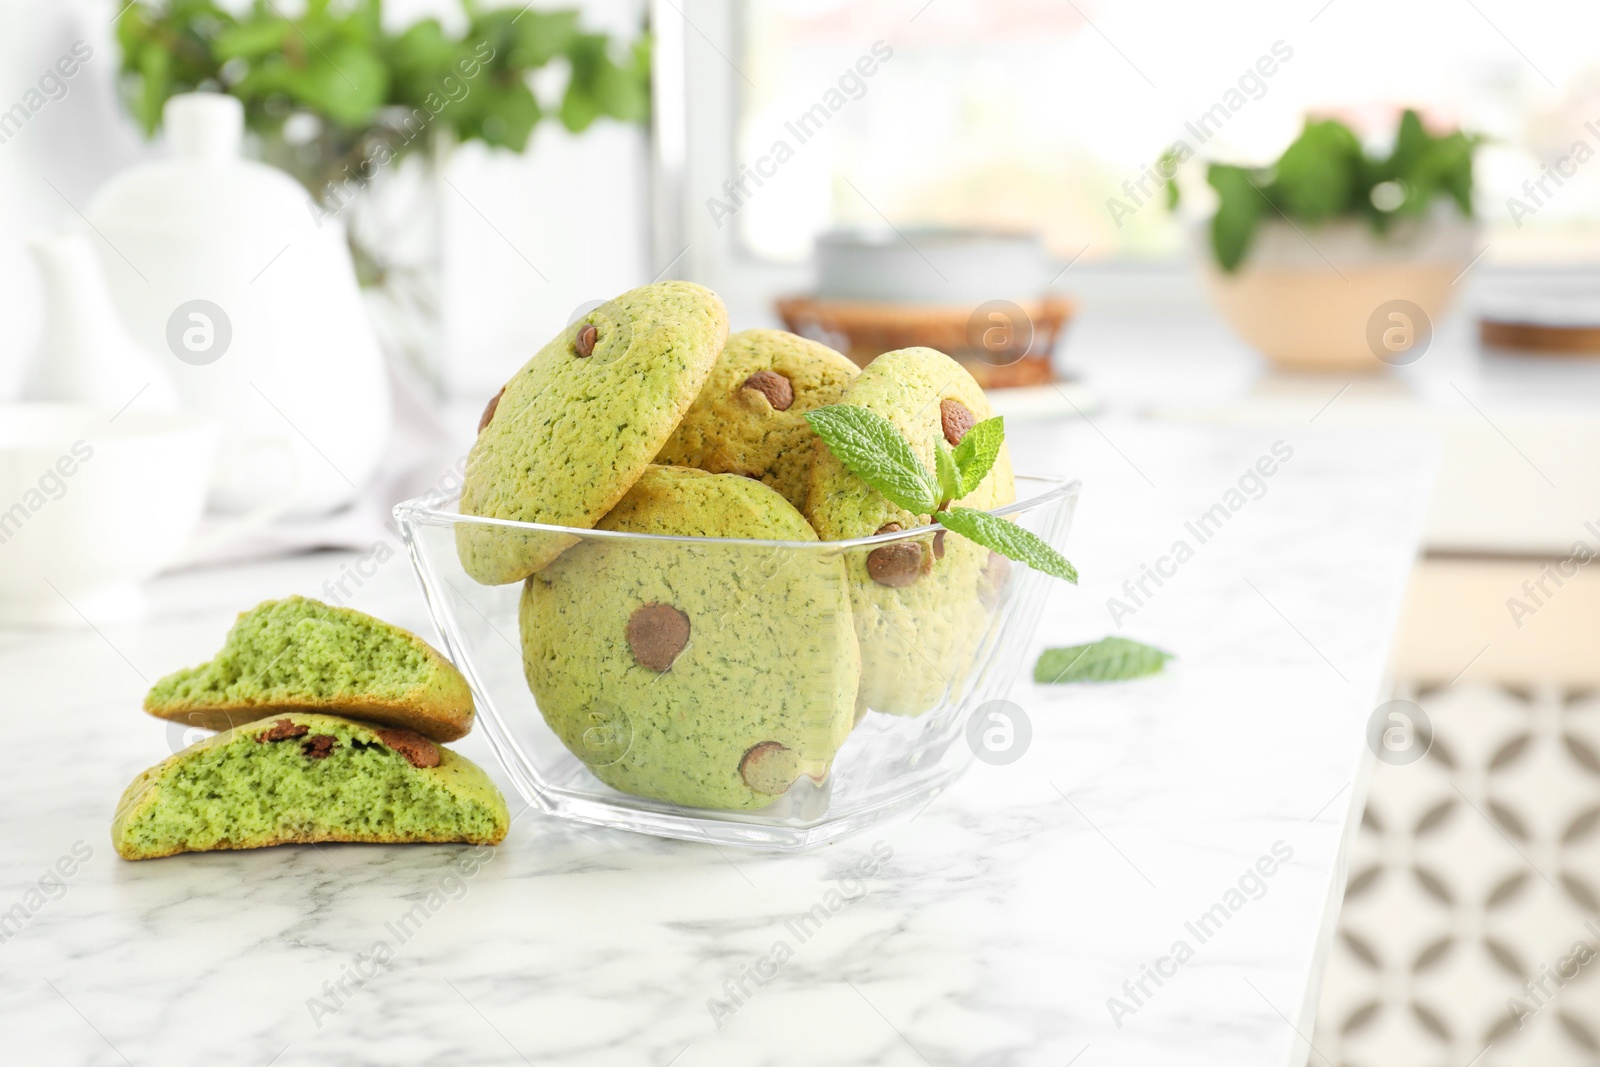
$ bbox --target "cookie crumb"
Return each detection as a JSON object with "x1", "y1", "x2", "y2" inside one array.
[
  {"x1": 375, "y1": 727, "x2": 441, "y2": 769},
  {"x1": 258, "y1": 719, "x2": 308, "y2": 743},
  {"x1": 626, "y1": 603, "x2": 691, "y2": 671},
  {"x1": 301, "y1": 735, "x2": 337, "y2": 760},
  {"x1": 940, "y1": 398, "x2": 976, "y2": 446},
  {"x1": 574, "y1": 323, "x2": 598, "y2": 357},
  {"x1": 740, "y1": 370, "x2": 794, "y2": 412}
]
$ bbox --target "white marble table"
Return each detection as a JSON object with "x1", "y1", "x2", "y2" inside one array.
[{"x1": 0, "y1": 419, "x2": 1431, "y2": 1067}]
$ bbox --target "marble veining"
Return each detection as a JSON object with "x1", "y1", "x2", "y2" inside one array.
[{"x1": 0, "y1": 420, "x2": 1434, "y2": 1066}]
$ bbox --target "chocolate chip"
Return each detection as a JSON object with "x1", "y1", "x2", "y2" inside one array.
[
  {"x1": 478, "y1": 386, "x2": 505, "y2": 433},
  {"x1": 741, "y1": 370, "x2": 794, "y2": 412},
  {"x1": 933, "y1": 529, "x2": 946, "y2": 560},
  {"x1": 258, "y1": 719, "x2": 308, "y2": 743},
  {"x1": 740, "y1": 741, "x2": 800, "y2": 795},
  {"x1": 626, "y1": 603, "x2": 690, "y2": 671},
  {"x1": 979, "y1": 551, "x2": 1012, "y2": 610},
  {"x1": 375, "y1": 727, "x2": 440, "y2": 769},
  {"x1": 574, "y1": 323, "x2": 598, "y2": 357},
  {"x1": 301, "y1": 735, "x2": 337, "y2": 759},
  {"x1": 940, "y1": 398, "x2": 976, "y2": 446},
  {"x1": 867, "y1": 540, "x2": 923, "y2": 587}
]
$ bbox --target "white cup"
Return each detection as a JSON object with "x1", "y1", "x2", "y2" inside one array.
[{"x1": 0, "y1": 404, "x2": 287, "y2": 627}]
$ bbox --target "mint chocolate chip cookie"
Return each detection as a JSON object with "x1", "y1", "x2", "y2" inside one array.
[
  {"x1": 655, "y1": 329, "x2": 858, "y2": 509},
  {"x1": 459, "y1": 281, "x2": 729, "y2": 585},
  {"x1": 519, "y1": 465, "x2": 859, "y2": 810},
  {"x1": 113, "y1": 713, "x2": 508, "y2": 860},
  {"x1": 143, "y1": 596, "x2": 474, "y2": 742},
  {"x1": 805, "y1": 347, "x2": 1016, "y2": 716}
]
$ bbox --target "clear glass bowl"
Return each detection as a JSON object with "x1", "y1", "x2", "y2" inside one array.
[{"x1": 395, "y1": 474, "x2": 1079, "y2": 851}]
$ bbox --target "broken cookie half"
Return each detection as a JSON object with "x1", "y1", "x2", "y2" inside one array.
[{"x1": 112, "y1": 712, "x2": 507, "y2": 860}]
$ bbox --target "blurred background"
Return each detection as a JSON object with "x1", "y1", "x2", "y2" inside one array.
[{"x1": 3, "y1": 1, "x2": 1599, "y2": 1063}]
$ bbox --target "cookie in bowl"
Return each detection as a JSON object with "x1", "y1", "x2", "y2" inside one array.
[
  {"x1": 805, "y1": 347, "x2": 1016, "y2": 716},
  {"x1": 656, "y1": 328, "x2": 858, "y2": 510},
  {"x1": 459, "y1": 280, "x2": 729, "y2": 585},
  {"x1": 519, "y1": 466, "x2": 859, "y2": 810}
]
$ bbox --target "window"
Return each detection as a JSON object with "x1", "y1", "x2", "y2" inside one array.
[{"x1": 721, "y1": 0, "x2": 1600, "y2": 268}]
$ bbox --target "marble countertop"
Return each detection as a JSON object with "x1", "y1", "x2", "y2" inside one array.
[{"x1": 0, "y1": 419, "x2": 1433, "y2": 1067}]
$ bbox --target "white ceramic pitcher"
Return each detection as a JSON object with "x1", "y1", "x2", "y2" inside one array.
[{"x1": 81, "y1": 93, "x2": 391, "y2": 518}]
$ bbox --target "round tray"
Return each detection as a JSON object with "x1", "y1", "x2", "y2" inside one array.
[{"x1": 775, "y1": 294, "x2": 1074, "y2": 388}]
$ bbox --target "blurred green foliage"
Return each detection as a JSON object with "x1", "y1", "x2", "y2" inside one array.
[
  {"x1": 116, "y1": 0, "x2": 649, "y2": 156},
  {"x1": 1165, "y1": 110, "x2": 1480, "y2": 272}
]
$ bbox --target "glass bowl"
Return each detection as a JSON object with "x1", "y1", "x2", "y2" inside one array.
[{"x1": 394, "y1": 474, "x2": 1078, "y2": 851}]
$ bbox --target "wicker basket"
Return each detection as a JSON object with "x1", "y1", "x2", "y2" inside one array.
[{"x1": 775, "y1": 294, "x2": 1074, "y2": 388}]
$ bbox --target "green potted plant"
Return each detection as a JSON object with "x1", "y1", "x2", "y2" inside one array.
[
  {"x1": 1164, "y1": 110, "x2": 1481, "y2": 371},
  {"x1": 116, "y1": 0, "x2": 650, "y2": 388}
]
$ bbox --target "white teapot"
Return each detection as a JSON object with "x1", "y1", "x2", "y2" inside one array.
[{"x1": 82, "y1": 93, "x2": 390, "y2": 517}]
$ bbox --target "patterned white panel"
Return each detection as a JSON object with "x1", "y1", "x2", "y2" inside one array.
[{"x1": 1314, "y1": 683, "x2": 1600, "y2": 1066}]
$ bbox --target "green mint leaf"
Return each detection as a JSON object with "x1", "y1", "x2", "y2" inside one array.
[
  {"x1": 1033, "y1": 636, "x2": 1172, "y2": 684},
  {"x1": 934, "y1": 439, "x2": 962, "y2": 505},
  {"x1": 805, "y1": 405, "x2": 938, "y2": 515},
  {"x1": 937, "y1": 507, "x2": 1077, "y2": 583},
  {"x1": 951, "y1": 416, "x2": 1004, "y2": 496}
]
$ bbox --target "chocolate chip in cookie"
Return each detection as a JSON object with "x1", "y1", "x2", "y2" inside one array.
[
  {"x1": 574, "y1": 322, "x2": 599, "y2": 357},
  {"x1": 375, "y1": 727, "x2": 441, "y2": 769},
  {"x1": 867, "y1": 525, "x2": 923, "y2": 588},
  {"x1": 740, "y1": 741, "x2": 800, "y2": 795},
  {"x1": 301, "y1": 735, "x2": 337, "y2": 759},
  {"x1": 258, "y1": 718, "x2": 309, "y2": 743},
  {"x1": 478, "y1": 386, "x2": 505, "y2": 433},
  {"x1": 940, "y1": 398, "x2": 976, "y2": 446},
  {"x1": 626, "y1": 603, "x2": 690, "y2": 671},
  {"x1": 741, "y1": 370, "x2": 794, "y2": 412}
]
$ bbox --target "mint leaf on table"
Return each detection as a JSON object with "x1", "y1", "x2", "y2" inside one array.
[
  {"x1": 952, "y1": 416, "x2": 1005, "y2": 496},
  {"x1": 938, "y1": 507, "x2": 1077, "y2": 583},
  {"x1": 1033, "y1": 637, "x2": 1172, "y2": 684},
  {"x1": 805, "y1": 405, "x2": 938, "y2": 514}
]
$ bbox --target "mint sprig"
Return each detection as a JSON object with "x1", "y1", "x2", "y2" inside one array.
[
  {"x1": 803, "y1": 405, "x2": 937, "y2": 514},
  {"x1": 939, "y1": 507, "x2": 1076, "y2": 582},
  {"x1": 951, "y1": 416, "x2": 1004, "y2": 496},
  {"x1": 804, "y1": 405, "x2": 1077, "y2": 583},
  {"x1": 1033, "y1": 637, "x2": 1172, "y2": 684}
]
